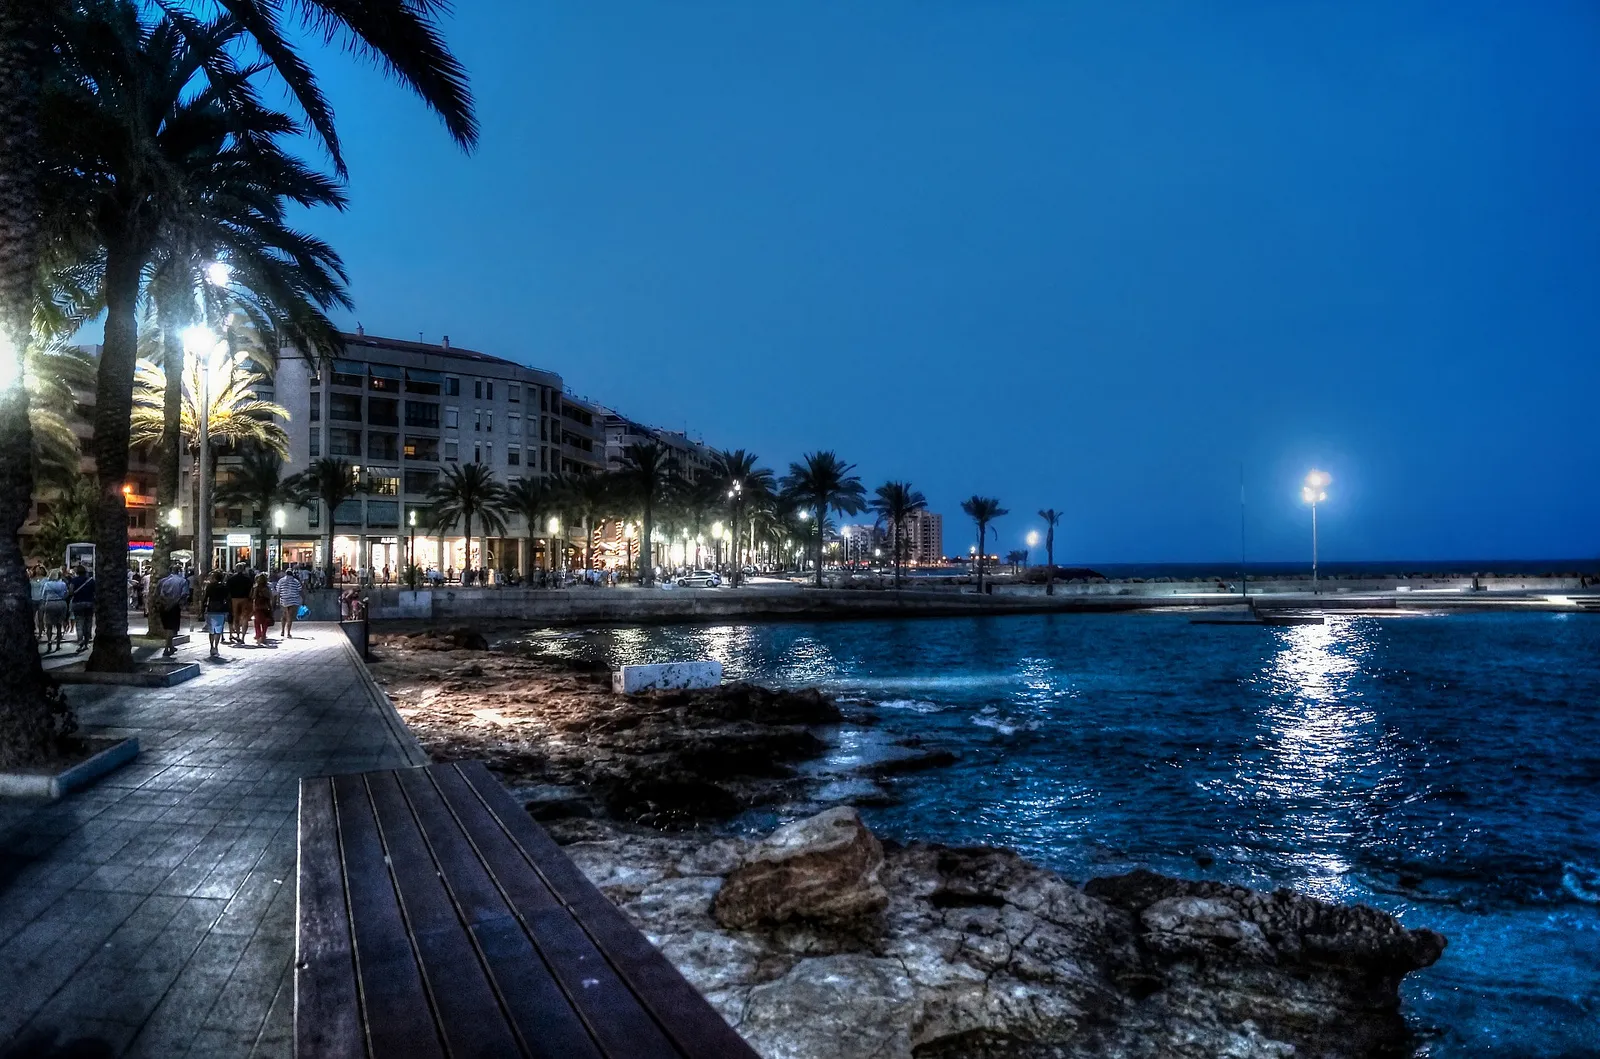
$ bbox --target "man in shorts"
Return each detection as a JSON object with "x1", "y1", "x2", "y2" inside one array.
[
  {"x1": 226, "y1": 563, "x2": 254, "y2": 646},
  {"x1": 154, "y1": 564, "x2": 190, "y2": 657}
]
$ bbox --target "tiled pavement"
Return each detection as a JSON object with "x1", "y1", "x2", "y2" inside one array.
[{"x1": 0, "y1": 625, "x2": 424, "y2": 1058}]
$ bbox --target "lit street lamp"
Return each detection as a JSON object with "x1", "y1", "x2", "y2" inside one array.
[
  {"x1": 1301, "y1": 470, "x2": 1331, "y2": 594},
  {"x1": 406, "y1": 508, "x2": 416, "y2": 582},
  {"x1": 273, "y1": 507, "x2": 286, "y2": 569},
  {"x1": 1026, "y1": 530, "x2": 1039, "y2": 567}
]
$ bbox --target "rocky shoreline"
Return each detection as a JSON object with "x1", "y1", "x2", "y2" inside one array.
[{"x1": 368, "y1": 630, "x2": 1446, "y2": 1059}]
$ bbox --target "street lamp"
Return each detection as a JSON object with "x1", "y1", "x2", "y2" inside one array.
[
  {"x1": 1301, "y1": 470, "x2": 1331, "y2": 594},
  {"x1": 547, "y1": 516, "x2": 561, "y2": 573},
  {"x1": 273, "y1": 507, "x2": 286, "y2": 569},
  {"x1": 406, "y1": 508, "x2": 416, "y2": 581}
]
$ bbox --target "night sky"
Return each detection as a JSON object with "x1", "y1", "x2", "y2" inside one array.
[{"x1": 290, "y1": 2, "x2": 1600, "y2": 563}]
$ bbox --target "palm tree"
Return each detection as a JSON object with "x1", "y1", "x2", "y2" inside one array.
[
  {"x1": 30, "y1": 473, "x2": 96, "y2": 567},
  {"x1": 289, "y1": 457, "x2": 358, "y2": 585},
  {"x1": 616, "y1": 441, "x2": 679, "y2": 586},
  {"x1": 0, "y1": 0, "x2": 473, "y2": 758},
  {"x1": 1037, "y1": 508, "x2": 1063, "y2": 596},
  {"x1": 710, "y1": 449, "x2": 773, "y2": 586},
  {"x1": 781, "y1": 451, "x2": 866, "y2": 588},
  {"x1": 503, "y1": 475, "x2": 553, "y2": 577},
  {"x1": 214, "y1": 447, "x2": 294, "y2": 571},
  {"x1": 960, "y1": 496, "x2": 1009, "y2": 594},
  {"x1": 869, "y1": 480, "x2": 928, "y2": 589},
  {"x1": 428, "y1": 462, "x2": 507, "y2": 578}
]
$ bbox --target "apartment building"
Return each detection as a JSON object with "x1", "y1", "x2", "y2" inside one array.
[
  {"x1": 600, "y1": 408, "x2": 716, "y2": 481},
  {"x1": 887, "y1": 510, "x2": 944, "y2": 566},
  {"x1": 260, "y1": 331, "x2": 603, "y2": 576}
]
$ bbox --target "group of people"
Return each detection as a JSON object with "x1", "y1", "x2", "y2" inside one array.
[
  {"x1": 28, "y1": 563, "x2": 96, "y2": 653},
  {"x1": 146, "y1": 561, "x2": 308, "y2": 660}
]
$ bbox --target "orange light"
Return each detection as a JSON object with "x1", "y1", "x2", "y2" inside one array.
[{"x1": 121, "y1": 484, "x2": 133, "y2": 496}]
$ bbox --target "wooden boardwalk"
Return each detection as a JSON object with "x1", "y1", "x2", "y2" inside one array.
[{"x1": 296, "y1": 761, "x2": 757, "y2": 1058}]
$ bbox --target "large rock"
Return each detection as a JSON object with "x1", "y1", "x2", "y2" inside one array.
[{"x1": 713, "y1": 807, "x2": 888, "y2": 929}]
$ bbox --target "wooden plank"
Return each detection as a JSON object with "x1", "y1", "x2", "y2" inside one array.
[
  {"x1": 450, "y1": 762, "x2": 760, "y2": 1059},
  {"x1": 330, "y1": 772, "x2": 445, "y2": 1059},
  {"x1": 396, "y1": 767, "x2": 606, "y2": 1059},
  {"x1": 295, "y1": 777, "x2": 363, "y2": 1059},
  {"x1": 429, "y1": 763, "x2": 688, "y2": 1059},
  {"x1": 365, "y1": 771, "x2": 526, "y2": 1058}
]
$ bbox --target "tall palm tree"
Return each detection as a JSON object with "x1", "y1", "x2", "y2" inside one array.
[
  {"x1": 960, "y1": 496, "x2": 1008, "y2": 594},
  {"x1": 710, "y1": 448, "x2": 773, "y2": 586},
  {"x1": 1037, "y1": 508, "x2": 1062, "y2": 596},
  {"x1": 214, "y1": 447, "x2": 293, "y2": 571},
  {"x1": 616, "y1": 441, "x2": 679, "y2": 586},
  {"x1": 0, "y1": 0, "x2": 473, "y2": 758},
  {"x1": 428, "y1": 462, "x2": 506, "y2": 577},
  {"x1": 870, "y1": 481, "x2": 928, "y2": 589},
  {"x1": 781, "y1": 451, "x2": 866, "y2": 588},
  {"x1": 289, "y1": 457, "x2": 358, "y2": 585},
  {"x1": 503, "y1": 474, "x2": 553, "y2": 577}
]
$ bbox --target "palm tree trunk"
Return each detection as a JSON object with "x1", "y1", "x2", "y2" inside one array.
[
  {"x1": 149, "y1": 315, "x2": 182, "y2": 630},
  {"x1": 0, "y1": 0, "x2": 73, "y2": 762},
  {"x1": 975, "y1": 522, "x2": 985, "y2": 594},
  {"x1": 1045, "y1": 532, "x2": 1054, "y2": 596},
  {"x1": 324, "y1": 504, "x2": 335, "y2": 586},
  {"x1": 464, "y1": 509, "x2": 474, "y2": 578},
  {"x1": 641, "y1": 500, "x2": 654, "y2": 586},
  {"x1": 813, "y1": 503, "x2": 824, "y2": 588},
  {"x1": 85, "y1": 241, "x2": 142, "y2": 673}
]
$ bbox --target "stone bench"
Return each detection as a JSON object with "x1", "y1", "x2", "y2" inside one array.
[{"x1": 295, "y1": 760, "x2": 756, "y2": 1058}]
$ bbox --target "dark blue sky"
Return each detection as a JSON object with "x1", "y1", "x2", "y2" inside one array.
[{"x1": 296, "y1": 2, "x2": 1599, "y2": 563}]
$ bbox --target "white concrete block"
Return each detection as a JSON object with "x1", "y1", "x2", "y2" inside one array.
[{"x1": 614, "y1": 661, "x2": 723, "y2": 695}]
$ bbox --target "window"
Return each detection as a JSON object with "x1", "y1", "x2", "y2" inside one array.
[
  {"x1": 473, "y1": 380, "x2": 482, "y2": 400},
  {"x1": 445, "y1": 376, "x2": 460, "y2": 396},
  {"x1": 330, "y1": 359, "x2": 364, "y2": 388},
  {"x1": 368, "y1": 433, "x2": 398, "y2": 461},
  {"x1": 403, "y1": 435, "x2": 439, "y2": 461},
  {"x1": 366, "y1": 500, "x2": 399, "y2": 527},
  {"x1": 405, "y1": 368, "x2": 442, "y2": 396},
  {"x1": 540, "y1": 447, "x2": 548, "y2": 472},
  {"x1": 404, "y1": 401, "x2": 440, "y2": 428},
  {"x1": 473, "y1": 410, "x2": 482, "y2": 432},
  {"x1": 310, "y1": 430, "x2": 320, "y2": 458},
  {"x1": 540, "y1": 388, "x2": 549, "y2": 411},
  {"x1": 485, "y1": 442, "x2": 493, "y2": 464},
  {"x1": 485, "y1": 411, "x2": 494, "y2": 432},
  {"x1": 508, "y1": 445, "x2": 520, "y2": 467},
  {"x1": 310, "y1": 397, "x2": 320, "y2": 423},
  {"x1": 473, "y1": 442, "x2": 482, "y2": 463},
  {"x1": 540, "y1": 418, "x2": 548, "y2": 442},
  {"x1": 509, "y1": 385, "x2": 520, "y2": 404},
  {"x1": 445, "y1": 407, "x2": 459, "y2": 429},
  {"x1": 368, "y1": 398, "x2": 398, "y2": 426},
  {"x1": 369, "y1": 363, "x2": 402, "y2": 392},
  {"x1": 367, "y1": 474, "x2": 399, "y2": 497},
  {"x1": 403, "y1": 469, "x2": 438, "y2": 494},
  {"x1": 309, "y1": 504, "x2": 320, "y2": 528},
  {"x1": 329, "y1": 429, "x2": 361, "y2": 457},
  {"x1": 333, "y1": 498, "x2": 363, "y2": 524},
  {"x1": 329, "y1": 394, "x2": 362, "y2": 421},
  {"x1": 485, "y1": 381, "x2": 494, "y2": 400},
  {"x1": 444, "y1": 439, "x2": 458, "y2": 461},
  {"x1": 508, "y1": 413, "x2": 521, "y2": 435}
]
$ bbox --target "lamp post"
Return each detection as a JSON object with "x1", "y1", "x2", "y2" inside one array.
[
  {"x1": 407, "y1": 508, "x2": 416, "y2": 582},
  {"x1": 547, "y1": 516, "x2": 561, "y2": 575},
  {"x1": 1026, "y1": 530, "x2": 1039, "y2": 568},
  {"x1": 273, "y1": 507, "x2": 286, "y2": 570},
  {"x1": 1301, "y1": 470, "x2": 1330, "y2": 594}
]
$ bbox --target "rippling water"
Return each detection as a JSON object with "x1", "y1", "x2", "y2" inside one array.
[{"x1": 524, "y1": 611, "x2": 1600, "y2": 1056}]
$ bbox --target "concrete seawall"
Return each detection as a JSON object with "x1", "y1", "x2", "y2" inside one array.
[{"x1": 305, "y1": 575, "x2": 1595, "y2": 627}]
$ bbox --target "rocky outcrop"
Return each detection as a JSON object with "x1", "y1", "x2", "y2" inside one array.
[
  {"x1": 713, "y1": 807, "x2": 887, "y2": 929},
  {"x1": 562, "y1": 814, "x2": 1445, "y2": 1059}
]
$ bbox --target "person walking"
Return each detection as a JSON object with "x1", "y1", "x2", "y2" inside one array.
[
  {"x1": 68, "y1": 565, "x2": 96, "y2": 653},
  {"x1": 201, "y1": 570, "x2": 230, "y2": 659},
  {"x1": 226, "y1": 563, "x2": 253, "y2": 646},
  {"x1": 39, "y1": 568, "x2": 69, "y2": 653},
  {"x1": 29, "y1": 565, "x2": 47, "y2": 642},
  {"x1": 276, "y1": 564, "x2": 304, "y2": 639},
  {"x1": 249, "y1": 573, "x2": 273, "y2": 645},
  {"x1": 153, "y1": 564, "x2": 190, "y2": 657}
]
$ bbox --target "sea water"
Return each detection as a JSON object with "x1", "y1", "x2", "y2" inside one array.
[{"x1": 528, "y1": 611, "x2": 1600, "y2": 1056}]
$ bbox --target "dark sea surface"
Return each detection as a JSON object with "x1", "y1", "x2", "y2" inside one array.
[{"x1": 525, "y1": 611, "x2": 1600, "y2": 1057}]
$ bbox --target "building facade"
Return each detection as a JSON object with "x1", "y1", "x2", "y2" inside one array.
[{"x1": 887, "y1": 510, "x2": 944, "y2": 566}]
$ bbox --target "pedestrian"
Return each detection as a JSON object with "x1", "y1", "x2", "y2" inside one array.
[
  {"x1": 249, "y1": 573, "x2": 273, "y2": 645},
  {"x1": 29, "y1": 564, "x2": 46, "y2": 642},
  {"x1": 276, "y1": 564, "x2": 304, "y2": 639},
  {"x1": 226, "y1": 563, "x2": 253, "y2": 645},
  {"x1": 201, "y1": 570, "x2": 230, "y2": 659},
  {"x1": 154, "y1": 563, "x2": 189, "y2": 657},
  {"x1": 68, "y1": 564, "x2": 96, "y2": 653},
  {"x1": 40, "y1": 567, "x2": 69, "y2": 653}
]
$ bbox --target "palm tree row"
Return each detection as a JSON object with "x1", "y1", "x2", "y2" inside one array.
[{"x1": 0, "y1": 0, "x2": 476, "y2": 762}]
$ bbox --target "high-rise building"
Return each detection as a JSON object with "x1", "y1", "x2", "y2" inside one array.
[{"x1": 887, "y1": 510, "x2": 944, "y2": 566}]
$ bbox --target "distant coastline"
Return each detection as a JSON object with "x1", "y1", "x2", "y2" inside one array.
[{"x1": 920, "y1": 558, "x2": 1600, "y2": 579}]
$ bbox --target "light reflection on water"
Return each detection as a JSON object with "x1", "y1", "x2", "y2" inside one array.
[{"x1": 510, "y1": 611, "x2": 1600, "y2": 1057}]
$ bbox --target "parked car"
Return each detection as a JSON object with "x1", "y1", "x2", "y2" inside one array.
[{"x1": 677, "y1": 569, "x2": 722, "y2": 588}]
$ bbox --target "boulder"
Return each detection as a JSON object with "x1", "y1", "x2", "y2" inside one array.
[{"x1": 713, "y1": 807, "x2": 888, "y2": 929}]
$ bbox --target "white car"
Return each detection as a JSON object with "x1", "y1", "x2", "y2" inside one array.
[{"x1": 677, "y1": 570, "x2": 722, "y2": 588}]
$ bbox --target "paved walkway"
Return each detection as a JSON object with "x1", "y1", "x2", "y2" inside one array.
[{"x1": 0, "y1": 625, "x2": 424, "y2": 1058}]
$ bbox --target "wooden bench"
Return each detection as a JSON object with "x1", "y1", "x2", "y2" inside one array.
[{"x1": 296, "y1": 760, "x2": 758, "y2": 1058}]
